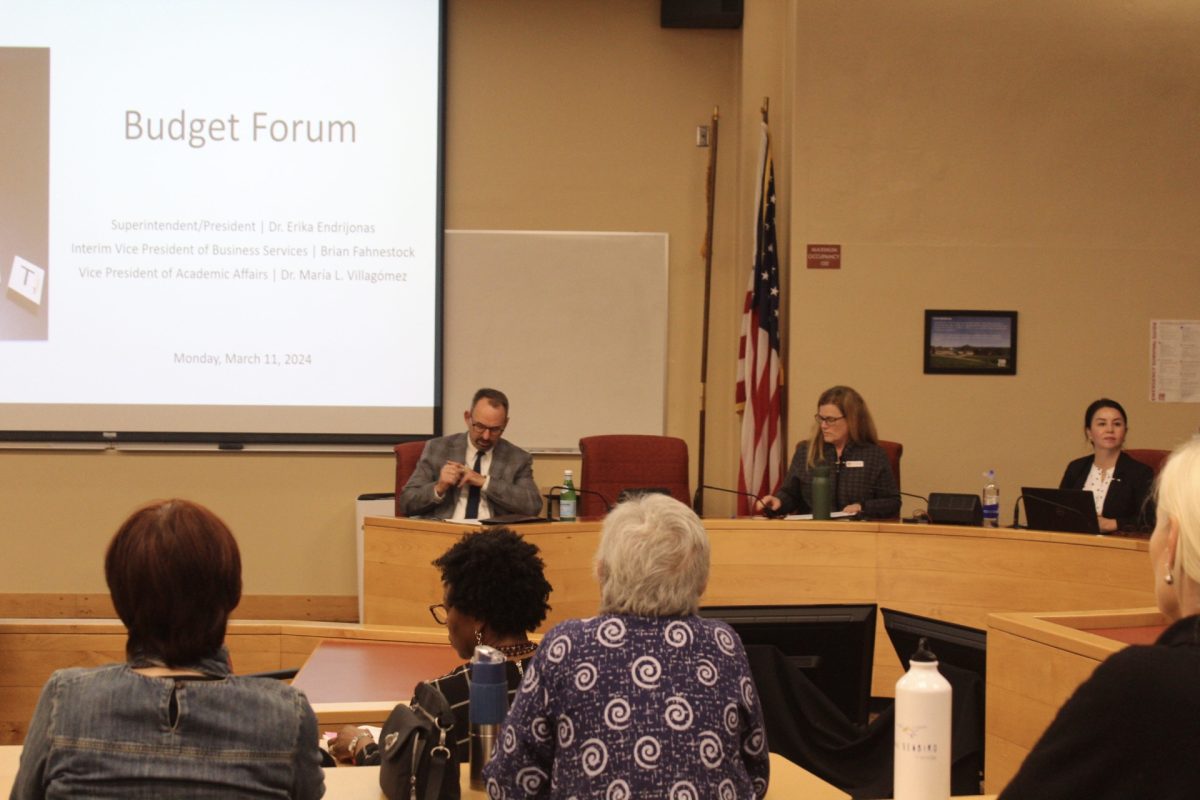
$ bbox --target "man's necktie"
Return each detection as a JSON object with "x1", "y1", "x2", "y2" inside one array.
[{"x1": 465, "y1": 450, "x2": 483, "y2": 519}]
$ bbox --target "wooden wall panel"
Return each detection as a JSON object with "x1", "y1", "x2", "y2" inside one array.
[
  {"x1": 982, "y1": 610, "x2": 1157, "y2": 792},
  {"x1": 363, "y1": 518, "x2": 1155, "y2": 709},
  {"x1": 0, "y1": 621, "x2": 456, "y2": 746},
  {"x1": 0, "y1": 594, "x2": 356, "y2": 622}
]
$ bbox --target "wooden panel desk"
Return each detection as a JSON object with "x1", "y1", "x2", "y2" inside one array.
[
  {"x1": 984, "y1": 607, "x2": 1166, "y2": 793},
  {"x1": 0, "y1": 621, "x2": 455, "y2": 745},
  {"x1": 339, "y1": 753, "x2": 852, "y2": 799},
  {"x1": 1, "y1": 746, "x2": 16, "y2": 795},
  {"x1": 0, "y1": 743, "x2": 1002, "y2": 798},
  {"x1": 292, "y1": 639, "x2": 463, "y2": 725},
  {"x1": 322, "y1": 755, "x2": 996, "y2": 799},
  {"x1": 363, "y1": 517, "x2": 1154, "y2": 694},
  {"x1": 0, "y1": 744, "x2": 850, "y2": 799}
]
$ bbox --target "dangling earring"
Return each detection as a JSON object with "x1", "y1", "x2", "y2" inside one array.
[
  {"x1": 475, "y1": 629, "x2": 483, "y2": 645},
  {"x1": 1164, "y1": 569, "x2": 1175, "y2": 585}
]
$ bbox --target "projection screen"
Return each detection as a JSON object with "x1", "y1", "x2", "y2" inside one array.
[{"x1": 0, "y1": 0, "x2": 444, "y2": 444}]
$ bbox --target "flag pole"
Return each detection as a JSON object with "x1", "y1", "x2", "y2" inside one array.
[{"x1": 693, "y1": 105, "x2": 719, "y2": 516}]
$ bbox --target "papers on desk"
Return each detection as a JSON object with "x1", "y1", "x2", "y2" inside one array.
[
  {"x1": 431, "y1": 515, "x2": 546, "y2": 526},
  {"x1": 785, "y1": 511, "x2": 857, "y2": 520},
  {"x1": 481, "y1": 514, "x2": 546, "y2": 525}
]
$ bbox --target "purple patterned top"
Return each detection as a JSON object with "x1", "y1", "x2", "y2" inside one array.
[{"x1": 482, "y1": 614, "x2": 770, "y2": 799}]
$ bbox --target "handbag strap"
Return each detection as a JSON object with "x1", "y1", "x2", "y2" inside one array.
[{"x1": 424, "y1": 739, "x2": 451, "y2": 800}]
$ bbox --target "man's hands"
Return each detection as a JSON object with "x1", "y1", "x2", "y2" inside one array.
[{"x1": 436, "y1": 460, "x2": 485, "y2": 495}]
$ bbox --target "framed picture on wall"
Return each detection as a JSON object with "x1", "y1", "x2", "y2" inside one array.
[{"x1": 924, "y1": 310, "x2": 1018, "y2": 375}]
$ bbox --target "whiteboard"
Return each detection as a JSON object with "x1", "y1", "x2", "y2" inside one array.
[{"x1": 442, "y1": 230, "x2": 668, "y2": 451}]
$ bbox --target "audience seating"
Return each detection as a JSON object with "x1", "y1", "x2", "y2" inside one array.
[
  {"x1": 393, "y1": 441, "x2": 428, "y2": 516},
  {"x1": 578, "y1": 434, "x2": 690, "y2": 517}
]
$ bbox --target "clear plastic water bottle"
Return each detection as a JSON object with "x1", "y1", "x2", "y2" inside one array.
[
  {"x1": 982, "y1": 470, "x2": 999, "y2": 528},
  {"x1": 560, "y1": 469, "x2": 577, "y2": 521}
]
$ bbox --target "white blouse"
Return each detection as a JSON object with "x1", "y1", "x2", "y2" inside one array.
[{"x1": 1083, "y1": 463, "x2": 1114, "y2": 515}]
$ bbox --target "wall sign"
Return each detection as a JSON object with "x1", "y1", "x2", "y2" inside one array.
[{"x1": 806, "y1": 244, "x2": 841, "y2": 269}]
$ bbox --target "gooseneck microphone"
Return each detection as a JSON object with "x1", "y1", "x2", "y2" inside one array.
[
  {"x1": 890, "y1": 491, "x2": 930, "y2": 522},
  {"x1": 547, "y1": 485, "x2": 613, "y2": 515},
  {"x1": 692, "y1": 484, "x2": 780, "y2": 517},
  {"x1": 1010, "y1": 495, "x2": 1025, "y2": 529}
]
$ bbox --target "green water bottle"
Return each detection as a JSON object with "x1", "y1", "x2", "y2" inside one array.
[{"x1": 812, "y1": 463, "x2": 832, "y2": 520}]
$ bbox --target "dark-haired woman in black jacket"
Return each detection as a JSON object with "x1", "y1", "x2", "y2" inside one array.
[{"x1": 1059, "y1": 398, "x2": 1155, "y2": 532}]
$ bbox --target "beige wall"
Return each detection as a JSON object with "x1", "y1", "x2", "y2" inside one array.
[
  {"x1": 1, "y1": 0, "x2": 1197, "y2": 599},
  {"x1": 443, "y1": 0, "x2": 743, "y2": 506},
  {"x1": 777, "y1": 0, "x2": 1200, "y2": 514}
]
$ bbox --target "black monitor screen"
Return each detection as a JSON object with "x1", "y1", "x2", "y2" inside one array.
[
  {"x1": 699, "y1": 603, "x2": 876, "y2": 724},
  {"x1": 882, "y1": 608, "x2": 987, "y2": 680}
]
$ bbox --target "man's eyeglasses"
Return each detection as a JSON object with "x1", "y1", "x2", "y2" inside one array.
[
  {"x1": 429, "y1": 603, "x2": 448, "y2": 625},
  {"x1": 814, "y1": 414, "x2": 845, "y2": 426},
  {"x1": 469, "y1": 419, "x2": 506, "y2": 436}
]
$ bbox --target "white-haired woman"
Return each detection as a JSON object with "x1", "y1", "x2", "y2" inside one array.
[
  {"x1": 999, "y1": 437, "x2": 1200, "y2": 799},
  {"x1": 483, "y1": 494, "x2": 770, "y2": 799}
]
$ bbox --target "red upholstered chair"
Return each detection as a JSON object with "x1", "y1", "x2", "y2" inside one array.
[
  {"x1": 578, "y1": 435, "x2": 690, "y2": 517},
  {"x1": 877, "y1": 440, "x2": 903, "y2": 491},
  {"x1": 1126, "y1": 448, "x2": 1170, "y2": 476},
  {"x1": 394, "y1": 441, "x2": 428, "y2": 516}
]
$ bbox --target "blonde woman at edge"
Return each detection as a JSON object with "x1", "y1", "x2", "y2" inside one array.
[{"x1": 999, "y1": 437, "x2": 1200, "y2": 799}]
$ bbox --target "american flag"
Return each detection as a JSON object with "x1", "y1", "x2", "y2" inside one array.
[{"x1": 735, "y1": 122, "x2": 783, "y2": 515}]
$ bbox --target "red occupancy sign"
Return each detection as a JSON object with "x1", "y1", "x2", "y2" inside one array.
[{"x1": 807, "y1": 244, "x2": 841, "y2": 269}]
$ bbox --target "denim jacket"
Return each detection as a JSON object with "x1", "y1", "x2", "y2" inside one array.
[{"x1": 10, "y1": 649, "x2": 325, "y2": 799}]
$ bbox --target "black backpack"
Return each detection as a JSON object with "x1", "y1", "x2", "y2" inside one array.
[{"x1": 379, "y1": 681, "x2": 461, "y2": 800}]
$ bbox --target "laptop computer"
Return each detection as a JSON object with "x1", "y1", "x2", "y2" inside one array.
[{"x1": 1020, "y1": 487, "x2": 1100, "y2": 534}]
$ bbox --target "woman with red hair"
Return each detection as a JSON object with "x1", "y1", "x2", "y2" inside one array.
[{"x1": 11, "y1": 499, "x2": 325, "y2": 799}]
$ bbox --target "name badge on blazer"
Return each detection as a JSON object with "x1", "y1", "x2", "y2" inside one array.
[{"x1": 845, "y1": 460, "x2": 865, "y2": 468}]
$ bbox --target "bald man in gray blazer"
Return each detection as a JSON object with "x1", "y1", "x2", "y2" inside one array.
[{"x1": 400, "y1": 388, "x2": 542, "y2": 519}]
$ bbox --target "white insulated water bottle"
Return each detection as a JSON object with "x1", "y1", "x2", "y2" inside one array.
[{"x1": 894, "y1": 637, "x2": 952, "y2": 800}]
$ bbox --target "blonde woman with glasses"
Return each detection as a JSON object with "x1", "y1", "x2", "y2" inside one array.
[{"x1": 761, "y1": 385, "x2": 900, "y2": 519}]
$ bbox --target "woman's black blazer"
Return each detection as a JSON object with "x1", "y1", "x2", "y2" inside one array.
[{"x1": 1059, "y1": 451, "x2": 1156, "y2": 532}]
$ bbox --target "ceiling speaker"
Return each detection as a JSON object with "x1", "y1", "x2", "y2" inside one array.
[{"x1": 661, "y1": 0, "x2": 743, "y2": 29}]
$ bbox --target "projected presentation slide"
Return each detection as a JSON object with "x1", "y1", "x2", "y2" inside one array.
[{"x1": 0, "y1": 1, "x2": 441, "y2": 441}]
